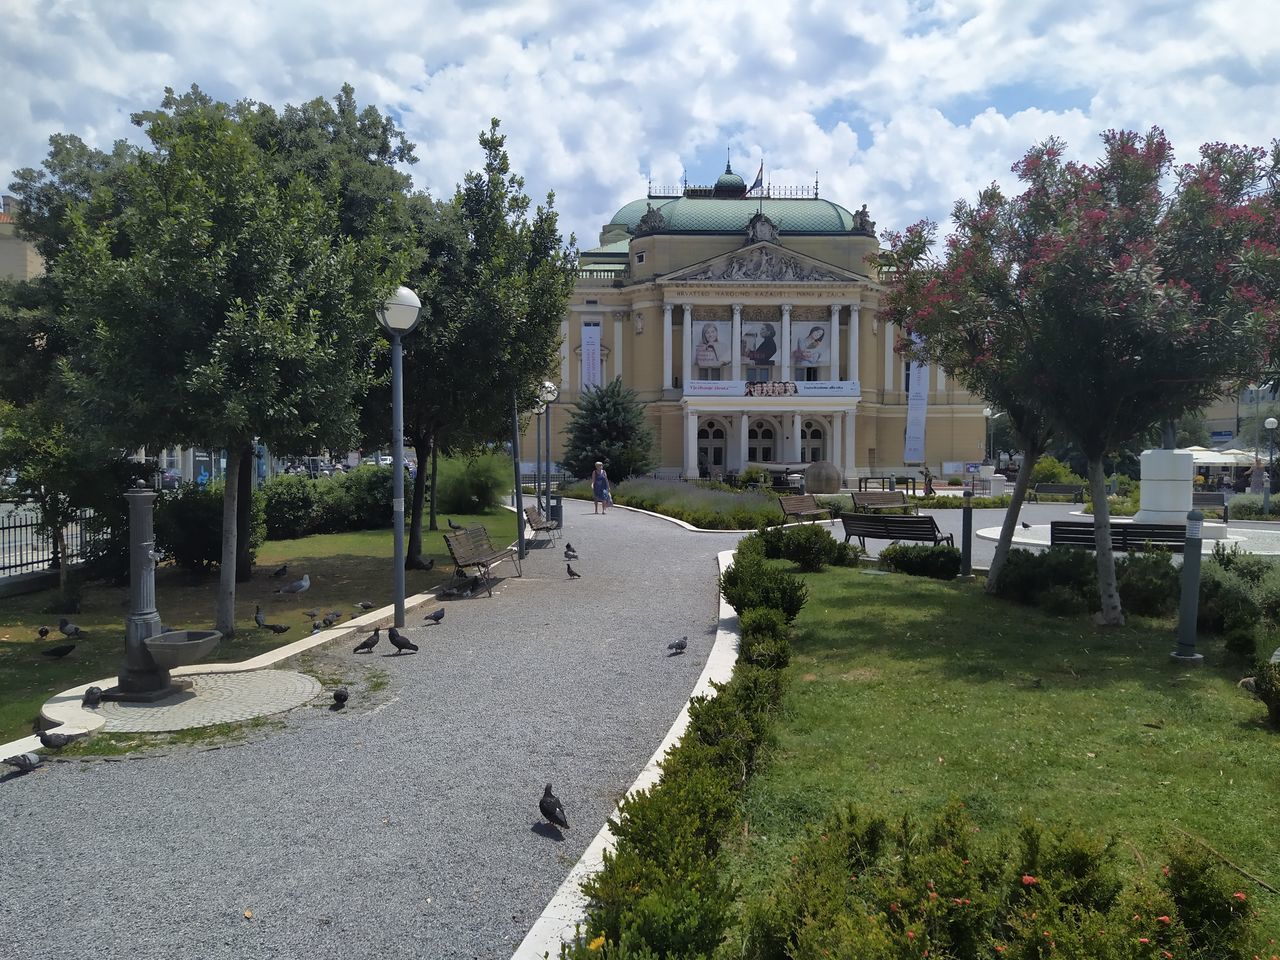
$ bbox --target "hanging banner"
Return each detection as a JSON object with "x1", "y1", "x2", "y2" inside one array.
[
  {"x1": 903, "y1": 340, "x2": 929, "y2": 463},
  {"x1": 581, "y1": 323, "x2": 602, "y2": 390}
]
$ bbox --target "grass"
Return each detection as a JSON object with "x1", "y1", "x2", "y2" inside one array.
[
  {"x1": 720, "y1": 564, "x2": 1280, "y2": 943},
  {"x1": 0, "y1": 509, "x2": 516, "y2": 743}
]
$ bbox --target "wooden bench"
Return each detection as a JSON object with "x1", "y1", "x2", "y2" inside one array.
[
  {"x1": 1049, "y1": 520, "x2": 1186, "y2": 553},
  {"x1": 1192, "y1": 491, "x2": 1229, "y2": 522},
  {"x1": 443, "y1": 526, "x2": 522, "y2": 596},
  {"x1": 858, "y1": 476, "x2": 919, "y2": 495},
  {"x1": 850, "y1": 491, "x2": 918, "y2": 514},
  {"x1": 523, "y1": 505, "x2": 560, "y2": 541},
  {"x1": 838, "y1": 513, "x2": 955, "y2": 549},
  {"x1": 778, "y1": 493, "x2": 831, "y2": 524},
  {"x1": 1027, "y1": 482, "x2": 1085, "y2": 503}
]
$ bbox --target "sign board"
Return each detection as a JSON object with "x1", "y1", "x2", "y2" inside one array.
[
  {"x1": 1211, "y1": 430, "x2": 1234, "y2": 443},
  {"x1": 941, "y1": 461, "x2": 965, "y2": 475},
  {"x1": 684, "y1": 380, "x2": 860, "y2": 398},
  {"x1": 964, "y1": 462, "x2": 982, "y2": 474}
]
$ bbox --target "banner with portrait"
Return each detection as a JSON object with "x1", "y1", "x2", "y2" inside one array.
[
  {"x1": 790, "y1": 321, "x2": 831, "y2": 369},
  {"x1": 692, "y1": 320, "x2": 732, "y2": 372},
  {"x1": 903, "y1": 335, "x2": 929, "y2": 463},
  {"x1": 740, "y1": 321, "x2": 780, "y2": 369},
  {"x1": 581, "y1": 322, "x2": 602, "y2": 390}
]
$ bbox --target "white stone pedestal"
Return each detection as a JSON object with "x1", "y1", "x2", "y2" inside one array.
[{"x1": 1134, "y1": 449, "x2": 1193, "y2": 525}]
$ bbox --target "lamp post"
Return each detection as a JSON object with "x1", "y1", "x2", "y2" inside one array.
[
  {"x1": 377, "y1": 286, "x2": 423, "y2": 629},
  {"x1": 1266, "y1": 416, "x2": 1278, "y2": 517},
  {"x1": 982, "y1": 406, "x2": 992, "y2": 463},
  {"x1": 540, "y1": 380, "x2": 560, "y2": 512}
]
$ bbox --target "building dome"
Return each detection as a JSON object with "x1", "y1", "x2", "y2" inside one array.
[{"x1": 713, "y1": 161, "x2": 746, "y2": 197}]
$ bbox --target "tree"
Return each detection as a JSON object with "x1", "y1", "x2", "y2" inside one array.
[
  {"x1": 52, "y1": 88, "x2": 395, "y2": 634},
  {"x1": 562, "y1": 378, "x2": 655, "y2": 480},
  {"x1": 890, "y1": 129, "x2": 1278, "y2": 624}
]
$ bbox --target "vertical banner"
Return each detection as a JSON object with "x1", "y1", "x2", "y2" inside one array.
[
  {"x1": 581, "y1": 322, "x2": 602, "y2": 390},
  {"x1": 903, "y1": 337, "x2": 929, "y2": 463},
  {"x1": 790, "y1": 320, "x2": 831, "y2": 369}
]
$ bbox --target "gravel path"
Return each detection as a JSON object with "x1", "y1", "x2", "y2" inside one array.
[{"x1": 0, "y1": 503, "x2": 739, "y2": 960}]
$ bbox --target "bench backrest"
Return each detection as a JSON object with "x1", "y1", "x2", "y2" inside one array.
[
  {"x1": 851, "y1": 491, "x2": 909, "y2": 507},
  {"x1": 445, "y1": 526, "x2": 493, "y2": 564},
  {"x1": 524, "y1": 505, "x2": 548, "y2": 524},
  {"x1": 1191, "y1": 492, "x2": 1226, "y2": 507},
  {"x1": 1036, "y1": 483, "x2": 1084, "y2": 494},
  {"x1": 840, "y1": 513, "x2": 942, "y2": 539},
  {"x1": 778, "y1": 494, "x2": 822, "y2": 515},
  {"x1": 1049, "y1": 521, "x2": 1186, "y2": 552}
]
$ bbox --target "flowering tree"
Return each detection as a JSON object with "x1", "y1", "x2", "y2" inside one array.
[{"x1": 884, "y1": 129, "x2": 1279, "y2": 623}]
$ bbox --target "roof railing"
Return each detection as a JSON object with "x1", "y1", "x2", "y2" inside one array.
[{"x1": 647, "y1": 183, "x2": 821, "y2": 200}]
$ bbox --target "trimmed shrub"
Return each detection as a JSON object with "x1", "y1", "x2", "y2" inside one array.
[
  {"x1": 1039, "y1": 583, "x2": 1090, "y2": 616},
  {"x1": 739, "y1": 607, "x2": 791, "y2": 669},
  {"x1": 719, "y1": 555, "x2": 808, "y2": 621},
  {"x1": 1115, "y1": 549, "x2": 1180, "y2": 617},
  {"x1": 739, "y1": 466, "x2": 771, "y2": 487},
  {"x1": 1029, "y1": 454, "x2": 1085, "y2": 487},
  {"x1": 1253, "y1": 659, "x2": 1280, "y2": 727},
  {"x1": 154, "y1": 482, "x2": 264, "y2": 572},
  {"x1": 878, "y1": 544, "x2": 961, "y2": 580},
  {"x1": 831, "y1": 540, "x2": 865, "y2": 567},
  {"x1": 1257, "y1": 565, "x2": 1280, "y2": 624},
  {"x1": 261, "y1": 473, "x2": 319, "y2": 539},
  {"x1": 1210, "y1": 539, "x2": 1273, "y2": 584},
  {"x1": 312, "y1": 465, "x2": 395, "y2": 533},
  {"x1": 910, "y1": 494, "x2": 1012, "y2": 509},
  {"x1": 780, "y1": 524, "x2": 837, "y2": 572},
  {"x1": 563, "y1": 477, "x2": 784, "y2": 530},
  {"x1": 993, "y1": 546, "x2": 1099, "y2": 610},
  {"x1": 1198, "y1": 562, "x2": 1259, "y2": 659}
]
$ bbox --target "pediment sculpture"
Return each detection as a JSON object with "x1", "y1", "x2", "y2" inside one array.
[
  {"x1": 744, "y1": 212, "x2": 780, "y2": 245},
  {"x1": 684, "y1": 247, "x2": 844, "y2": 282},
  {"x1": 634, "y1": 203, "x2": 667, "y2": 236}
]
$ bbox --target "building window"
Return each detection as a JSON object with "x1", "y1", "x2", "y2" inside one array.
[
  {"x1": 746, "y1": 365, "x2": 772, "y2": 381},
  {"x1": 698, "y1": 367, "x2": 722, "y2": 381},
  {"x1": 635, "y1": 251, "x2": 645, "y2": 264},
  {"x1": 801, "y1": 419, "x2": 825, "y2": 463},
  {"x1": 748, "y1": 420, "x2": 776, "y2": 463},
  {"x1": 697, "y1": 420, "x2": 727, "y2": 475},
  {"x1": 804, "y1": 367, "x2": 819, "y2": 382},
  {"x1": 904, "y1": 361, "x2": 912, "y2": 394}
]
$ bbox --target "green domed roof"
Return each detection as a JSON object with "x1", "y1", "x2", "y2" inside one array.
[
  {"x1": 606, "y1": 196, "x2": 860, "y2": 235},
  {"x1": 714, "y1": 162, "x2": 746, "y2": 196}
]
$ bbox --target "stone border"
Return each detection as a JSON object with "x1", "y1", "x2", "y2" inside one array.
[
  {"x1": 510, "y1": 549, "x2": 741, "y2": 959},
  {"x1": 572, "y1": 495, "x2": 839, "y2": 536}
]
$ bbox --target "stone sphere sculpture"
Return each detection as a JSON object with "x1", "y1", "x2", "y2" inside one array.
[{"x1": 805, "y1": 460, "x2": 841, "y2": 495}]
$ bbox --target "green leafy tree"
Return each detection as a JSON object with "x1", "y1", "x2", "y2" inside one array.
[
  {"x1": 562, "y1": 378, "x2": 655, "y2": 480},
  {"x1": 51, "y1": 87, "x2": 396, "y2": 634}
]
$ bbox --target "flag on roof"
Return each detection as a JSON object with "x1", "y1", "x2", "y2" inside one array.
[{"x1": 746, "y1": 160, "x2": 764, "y2": 196}]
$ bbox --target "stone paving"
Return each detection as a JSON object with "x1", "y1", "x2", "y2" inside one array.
[{"x1": 94, "y1": 670, "x2": 322, "y2": 733}]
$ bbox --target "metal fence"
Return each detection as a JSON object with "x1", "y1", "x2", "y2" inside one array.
[{"x1": 0, "y1": 503, "x2": 99, "y2": 577}]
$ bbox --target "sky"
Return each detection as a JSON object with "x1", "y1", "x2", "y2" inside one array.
[{"x1": 2, "y1": 0, "x2": 1279, "y2": 250}]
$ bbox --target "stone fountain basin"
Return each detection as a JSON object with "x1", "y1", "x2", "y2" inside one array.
[{"x1": 142, "y1": 630, "x2": 222, "y2": 670}]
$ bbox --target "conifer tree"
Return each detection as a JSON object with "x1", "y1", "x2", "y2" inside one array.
[{"x1": 562, "y1": 378, "x2": 654, "y2": 480}]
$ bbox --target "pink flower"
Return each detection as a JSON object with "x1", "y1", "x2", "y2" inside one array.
[
  {"x1": 1233, "y1": 891, "x2": 1247, "y2": 902},
  {"x1": 1022, "y1": 875, "x2": 1039, "y2": 886}
]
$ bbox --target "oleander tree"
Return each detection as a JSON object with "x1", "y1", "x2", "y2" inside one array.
[{"x1": 884, "y1": 129, "x2": 1279, "y2": 623}]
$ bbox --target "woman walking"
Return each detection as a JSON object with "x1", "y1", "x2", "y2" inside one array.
[{"x1": 592, "y1": 461, "x2": 612, "y2": 514}]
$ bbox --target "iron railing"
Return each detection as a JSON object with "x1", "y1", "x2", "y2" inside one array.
[{"x1": 0, "y1": 503, "x2": 99, "y2": 577}]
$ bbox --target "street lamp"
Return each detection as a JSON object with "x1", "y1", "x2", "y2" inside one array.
[
  {"x1": 377, "y1": 285, "x2": 422, "y2": 628},
  {"x1": 540, "y1": 380, "x2": 560, "y2": 512},
  {"x1": 982, "y1": 407, "x2": 993, "y2": 463},
  {"x1": 1266, "y1": 416, "x2": 1278, "y2": 516}
]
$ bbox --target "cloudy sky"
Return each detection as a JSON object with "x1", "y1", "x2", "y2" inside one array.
[{"x1": 2, "y1": 0, "x2": 1278, "y2": 249}]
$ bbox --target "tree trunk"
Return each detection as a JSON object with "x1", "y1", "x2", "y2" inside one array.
[
  {"x1": 216, "y1": 444, "x2": 242, "y2": 636},
  {"x1": 235, "y1": 442, "x2": 253, "y2": 583},
  {"x1": 1088, "y1": 457, "x2": 1125, "y2": 626},
  {"x1": 428, "y1": 432, "x2": 440, "y2": 532},
  {"x1": 985, "y1": 444, "x2": 1042, "y2": 594},
  {"x1": 407, "y1": 436, "x2": 429, "y2": 561}
]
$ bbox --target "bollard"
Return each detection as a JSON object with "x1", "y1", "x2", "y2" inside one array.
[
  {"x1": 888, "y1": 475, "x2": 896, "y2": 492},
  {"x1": 1172, "y1": 509, "x2": 1204, "y2": 665},
  {"x1": 960, "y1": 489, "x2": 973, "y2": 579}
]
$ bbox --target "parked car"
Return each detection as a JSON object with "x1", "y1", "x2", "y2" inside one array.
[{"x1": 159, "y1": 468, "x2": 182, "y2": 490}]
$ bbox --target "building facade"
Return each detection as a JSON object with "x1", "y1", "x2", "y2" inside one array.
[{"x1": 532, "y1": 164, "x2": 987, "y2": 481}]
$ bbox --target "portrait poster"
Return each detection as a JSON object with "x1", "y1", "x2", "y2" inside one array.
[
  {"x1": 740, "y1": 321, "x2": 779, "y2": 368},
  {"x1": 581, "y1": 322, "x2": 602, "y2": 390},
  {"x1": 692, "y1": 320, "x2": 732, "y2": 371},
  {"x1": 790, "y1": 321, "x2": 830, "y2": 368},
  {"x1": 903, "y1": 335, "x2": 929, "y2": 462}
]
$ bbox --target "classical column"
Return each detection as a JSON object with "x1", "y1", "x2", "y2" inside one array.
[
  {"x1": 738, "y1": 412, "x2": 749, "y2": 470},
  {"x1": 681, "y1": 303, "x2": 693, "y2": 390},
  {"x1": 613, "y1": 312, "x2": 624, "y2": 380},
  {"x1": 560, "y1": 318, "x2": 570, "y2": 390},
  {"x1": 181, "y1": 446, "x2": 196, "y2": 482},
  {"x1": 684, "y1": 409, "x2": 698, "y2": 478},
  {"x1": 843, "y1": 409, "x2": 857, "y2": 479},
  {"x1": 831, "y1": 412, "x2": 843, "y2": 472},
  {"x1": 829, "y1": 304, "x2": 841, "y2": 381},
  {"x1": 780, "y1": 303, "x2": 793, "y2": 381},
  {"x1": 731, "y1": 303, "x2": 743, "y2": 381},
  {"x1": 848, "y1": 304, "x2": 860, "y2": 387},
  {"x1": 883, "y1": 319, "x2": 895, "y2": 396},
  {"x1": 662, "y1": 304, "x2": 673, "y2": 390},
  {"x1": 936, "y1": 365, "x2": 946, "y2": 394},
  {"x1": 791, "y1": 411, "x2": 802, "y2": 462}
]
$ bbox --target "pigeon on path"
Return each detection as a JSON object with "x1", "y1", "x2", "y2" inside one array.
[
  {"x1": 539, "y1": 784, "x2": 569, "y2": 831},
  {"x1": 37, "y1": 626, "x2": 50, "y2": 639},
  {"x1": 276, "y1": 573, "x2": 311, "y2": 595},
  {"x1": 42, "y1": 643, "x2": 76, "y2": 658},
  {"x1": 564, "y1": 546, "x2": 578, "y2": 561},
  {"x1": 353, "y1": 629, "x2": 381, "y2": 654},
  {"x1": 1020, "y1": 521, "x2": 1032, "y2": 530},
  {"x1": 332, "y1": 687, "x2": 349, "y2": 709},
  {"x1": 564, "y1": 543, "x2": 574, "y2": 554},
  {"x1": 254, "y1": 605, "x2": 267, "y2": 629},
  {"x1": 668, "y1": 636, "x2": 688, "y2": 654},
  {"x1": 448, "y1": 518, "x2": 464, "y2": 531},
  {"x1": 38, "y1": 730, "x2": 85, "y2": 750},
  {"x1": 3, "y1": 753, "x2": 41, "y2": 774},
  {"x1": 270, "y1": 564, "x2": 288, "y2": 578},
  {"x1": 354, "y1": 601, "x2": 375, "y2": 610},
  {"x1": 388, "y1": 628, "x2": 419, "y2": 655},
  {"x1": 58, "y1": 618, "x2": 84, "y2": 639},
  {"x1": 423, "y1": 608, "x2": 445, "y2": 625},
  {"x1": 566, "y1": 563, "x2": 581, "y2": 580},
  {"x1": 265, "y1": 623, "x2": 291, "y2": 635},
  {"x1": 82, "y1": 686, "x2": 103, "y2": 707}
]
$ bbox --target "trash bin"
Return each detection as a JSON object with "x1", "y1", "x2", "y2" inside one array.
[{"x1": 548, "y1": 494, "x2": 563, "y2": 528}]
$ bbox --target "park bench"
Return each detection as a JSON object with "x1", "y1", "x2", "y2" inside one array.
[
  {"x1": 778, "y1": 493, "x2": 831, "y2": 524},
  {"x1": 523, "y1": 505, "x2": 560, "y2": 541},
  {"x1": 858, "y1": 476, "x2": 919, "y2": 495},
  {"x1": 850, "y1": 490, "x2": 918, "y2": 514},
  {"x1": 1027, "y1": 482, "x2": 1086, "y2": 503},
  {"x1": 444, "y1": 525, "x2": 522, "y2": 596},
  {"x1": 1192, "y1": 491, "x2": 1229, "y2": 522},
  {"x1": 1049, "y1": 520, "x2": 1186, "y2": 553},
  {"x1": 838, "y1": 513, "x2": 955, "y2": 549}
]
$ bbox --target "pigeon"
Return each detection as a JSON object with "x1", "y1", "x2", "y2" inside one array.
[
  {"x1": 353, "y1": 629, "x2": 381, "y2": 654},
  {"x1": 564, "y1": 547, "x2": 578, "y2": 560},
  {"x1": 668, "y1": 636, "x2": 688, "y2": 654},
  {"x1": 304, "y1": 609, "x2": 320, "y2": 619},
  {"x1": 82, "y1": 686, "x2": 103, "y2": 707},
  {"x1": 270, "y1": 563, "x2": 288, "y2": 578},
  {"x1": 275, "y1": 573, "x2": 311, "y2": 595},
  {"x1": 354, "y1": 601, "x2": 375, "y2": 610},
  {"x1": 311, "y1": 622, "x2": 323, "y2": 634},
  {"x1": 388, "y1": 628, "x2": 419, "y2": 655},
  {"x1": 1020, "y1": 521, "x2": 1032, "y2": 529},
  {"x1": 2, "y1": 753, "x2": 41, "y2": 774},
  {"x1": 423, "y1": 607, "x2": 445, "y2": 625},
  {"x1": 265, "y1": 624, "x2": 291, "y2": 635},
  {"x1": 254, "y1": 605, "x2": 267, "y2": 628},
  {"x1": 37, "y1": 626, "x2": 50, "y2": 639},
  {"x1": 1238, "y1": 676, "x2": 1258, "y2": 695},
  {"x1": 539, "y1": 784, "x2": 569, "y2": 831},
  {"x1": 564, "y1": 543, "x2": 574, "y2": 554},
  {"x1": 326, "y1": 610, "x2": 342, "y2": 622},
  {"x1": 567, "y1": 563, "x2": 581, "y2": 580},
  {"x1": 42, "y1": 643, "x2": 76, "y2": 658},
  {"x1": 332, "y1": 687, "x2": 349, "y2": 708},
  {"x1": 448, "y1": 518, "x2": 464, "y2": 531},
  {"x1": 58, "y1": 618, "x2": 84, "y2": 639},
  {"x1": 38, "y1": 730, "x2": 85, "y2": 750}
]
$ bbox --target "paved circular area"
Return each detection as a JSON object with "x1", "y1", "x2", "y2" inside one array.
[{"x1": 95, "y1": 670, "x2": 322, "y2": 733}]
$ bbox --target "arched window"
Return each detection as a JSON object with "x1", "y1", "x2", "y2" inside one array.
[{"x1": 748, "y1": 419, "x2": 776, "y2": 464}]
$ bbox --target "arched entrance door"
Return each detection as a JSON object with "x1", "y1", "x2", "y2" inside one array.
[
  {"x1": 697, "y1": 419, "x2": 727, "y2": 478},
  {"x1": 748, "y1": 418, "x2": 780, "y2": 464},
  {"x1": 800, "y1": 418, "x2": 827, "y2": 463}
]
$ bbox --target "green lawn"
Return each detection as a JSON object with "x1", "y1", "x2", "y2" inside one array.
[
  {"x1": 0, "y1": 510, "x2": 516, "y2": 743},
  {"x1": 721, "y1": 565, "x2": 1280, "y2": 943}
]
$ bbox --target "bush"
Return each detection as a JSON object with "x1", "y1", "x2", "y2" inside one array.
[
  {"x1": 261, "y1": 473, "x2": 319, "y2": 539},
  {"x1": 878, "y1": 544, "x2": 961, "y2": 580},
  {"x1": 1210, "y1": 540, "x2": 1273, "y2": 584},
  {"x1": 739, "y1": 607, "x2": 791, "y2": 669},
  {"x1": 780, "y1": 524, "x2": 837, "y2": 572},
  {"x1": 1257, "y1": 565, "x2": 1280, "y2": 624},
  {"x1": 1115, "y1": 550, "x2": 1180, "y2": 617},
  {"x1": 739, "y1": 466, "x2": 771, "y2": 487},
  {"x1": 436, "y1": 453, "x2": 510, "y2": 514},
  {"x1": 719, "y1": 555, "x2": 808, "y2": 621},
  {"x1": 1039, "y1": 583, "x2": 1090, "y2": 616},
  {"x1": 1198, "y1": 562, "x2": 1259, "y2": 659},
  {"x1": 831, "y1": 540, "x2": 865, "y2": 567},
  {"x1": 911, "y1": 494, "x2": 1012, "y2": 509},
  {"x1": 154, "y1": 482, "x2": 264, "y2": 572},
  {"x1": 1253, "y1": 659, "x2": 1280, "y2": 727},
  {"x1": 1029, "y1": 454, "x2": 1085, "y2": 487},
  {"x1": 313, "y1": 465, "x2": 395, "y2": 533},
  {"x1": 1219, "y1": 492, "x2": 1277, "y2": 521},
  {"x1": 993, "y1": 547, "x2": 1099, "y2": 611},
  {"x1": 564, "y1": 477, "x2": 784, "y2": 530}
]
